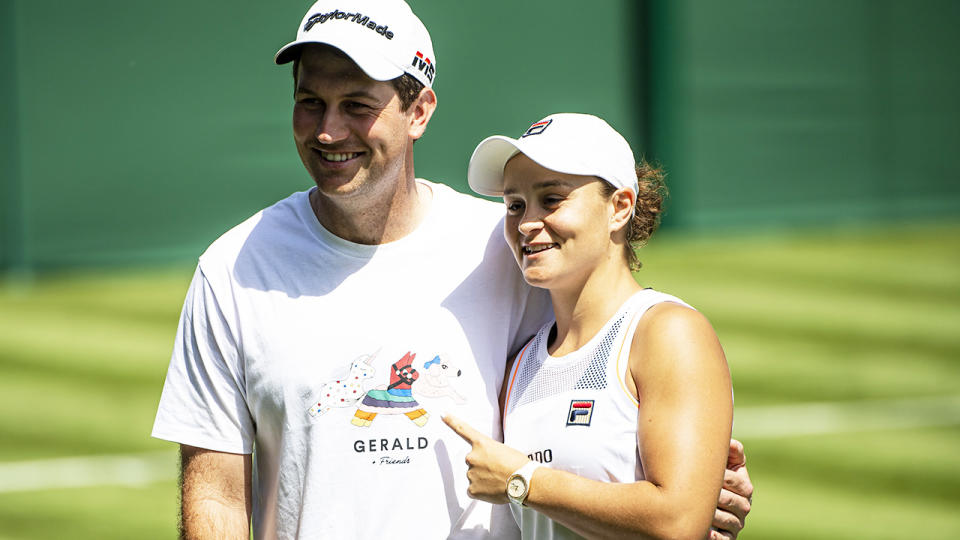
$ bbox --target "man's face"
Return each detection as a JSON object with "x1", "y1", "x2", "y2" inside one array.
[{"x1": 292, "y1": 45, "x2": 415, "y2": 201}]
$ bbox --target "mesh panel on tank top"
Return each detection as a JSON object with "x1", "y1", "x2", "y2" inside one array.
[{"x1": 510, "y1": 314, "x2": 625, "y2": 410}]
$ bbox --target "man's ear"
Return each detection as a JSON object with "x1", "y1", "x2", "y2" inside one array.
[
  {"x1": 610, "y1": 188, "x2": 636, "y2": 234},
  {"x1": 408, "y1": 87, "x2": 437, "y2": 140}
]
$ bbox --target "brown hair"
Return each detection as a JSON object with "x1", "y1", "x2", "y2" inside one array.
[
  {"x1": 601, "y1": 159, "x2": 668, "y2": 271},
  {"x1": 292, "y1": 56, "x2": 425, "y2": 111}
]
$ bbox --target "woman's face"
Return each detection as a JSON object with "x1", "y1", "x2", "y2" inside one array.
[{"x1": 502, "y1": 153, "x2": 615, "y2": 289}]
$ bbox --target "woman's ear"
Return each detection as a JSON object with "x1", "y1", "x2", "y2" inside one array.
[{"x1": 609, "y1": 188, "x2": 636, "y2": 234}]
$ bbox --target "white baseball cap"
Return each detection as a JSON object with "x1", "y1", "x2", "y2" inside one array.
[
  {"x1": 275, "y1": 0, "x2": 437, "y2": 88},
  {"x1": 468, "y1": 113, "x2": 639, "y2": 197}
]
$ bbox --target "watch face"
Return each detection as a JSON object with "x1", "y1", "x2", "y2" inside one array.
[{"x1": 507, "y1": 476, "x2": 527, "y2": 499}]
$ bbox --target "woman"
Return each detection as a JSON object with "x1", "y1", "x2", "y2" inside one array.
[{"x1": 444, "y1": 113, "x2": 734, "y2": 540}]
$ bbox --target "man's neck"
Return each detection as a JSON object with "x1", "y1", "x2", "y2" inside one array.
[{"x1": 310, "y1": 173, "x2": 432, "y2": 246}]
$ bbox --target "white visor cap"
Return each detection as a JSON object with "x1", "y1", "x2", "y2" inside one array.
[
  {"x1": 468, "y1": 113, "x2": 639, "y2": 198},
  {"x1": 275, "y1": 0, "x2": 436, "y2": 88}
]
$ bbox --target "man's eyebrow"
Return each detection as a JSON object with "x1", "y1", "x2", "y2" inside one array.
[
  {"x1": 293, "y1": 86, "x2": 381, "y2": 102},
  {"x1": 293, "y1": 85, "x2": 317, "y2": 98},
  {"x1": 503, "y1": 180, "x2": 571, "y2": 195},
  {"x1": 343, "y1": 90, "x2": 382, "y2": 101}
]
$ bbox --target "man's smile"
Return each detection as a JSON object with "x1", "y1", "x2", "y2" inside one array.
[{"x1": 319, "y1": 150, "x2": 362, "y2": 162}]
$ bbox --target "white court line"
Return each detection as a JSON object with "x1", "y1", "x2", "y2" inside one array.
[
  {"x1": 0, "y1": 450, "x2": 176, "y2": 494},
  {"x1": 1, "y1": 395, "x2": 959, "y2": 494},
  {"x1": 733, "y1": 394, "x2": 960, "y2": 439}
]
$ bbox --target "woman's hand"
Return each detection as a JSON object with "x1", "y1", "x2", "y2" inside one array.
[{"x1": 443, "y1": 414, "x2": 531, "y2": 504}]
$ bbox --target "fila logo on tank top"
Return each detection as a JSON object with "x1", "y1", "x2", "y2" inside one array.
[{"x1": 502, "y1": 289, "x2": 691, "y2": 480}]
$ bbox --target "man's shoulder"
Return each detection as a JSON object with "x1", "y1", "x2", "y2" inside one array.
[
  {"x1": 198, "y1": 189, "x2": 311, "y2": 270},
  {"x1": 421, "y1": 179, "x2": 503, "y2": 227}
]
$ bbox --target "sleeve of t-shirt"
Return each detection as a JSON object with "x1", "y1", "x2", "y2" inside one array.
[{"x1": 151, "y1": 265, "x2": 254, "y2": 454}]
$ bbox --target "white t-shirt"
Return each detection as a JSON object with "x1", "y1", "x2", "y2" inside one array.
[
  {"x1": 502, "y1": 290, "x2": 690, "y2": 540},
  {"x1": 153, "y1": 180, "x2": 552, "y2": 539}
]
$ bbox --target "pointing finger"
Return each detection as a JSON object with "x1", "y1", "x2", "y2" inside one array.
[{"x1": 442, "y1": 414, "x2": 487, "y2": 445}]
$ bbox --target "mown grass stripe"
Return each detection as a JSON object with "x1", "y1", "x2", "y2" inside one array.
[
  {"x1": 2, "y1": 395, "x2": 958, "y2": 493},
  {"x1": 0, "y1": 451, "x2": 176, "y2": 493},
  {"x1": 734, "y1": 395, "x2": 960, "y2": 438}
]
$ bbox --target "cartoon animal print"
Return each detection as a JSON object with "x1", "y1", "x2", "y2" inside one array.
[
  {"x1": 413, "y1": 355, "x2": 466, "y2": 403},
  {"x1": 351, "y1": 351, "x2": 430, "y2": 427},
  {"x1": 307, "y1": 351, "x2": 377, "y2": 417}
]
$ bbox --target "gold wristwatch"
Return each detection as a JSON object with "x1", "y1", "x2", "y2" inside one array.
[{"x1": 506, "y1": 461, "x2": 543, "y2": 506}]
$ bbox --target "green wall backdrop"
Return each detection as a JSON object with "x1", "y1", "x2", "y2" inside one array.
[
  {"x1": 2, "y1": 0, "x2": 23, "y2": 272},
  {"x1": 647, "y1": 0, "x2": 960, "y2": 228},
  {"x1": 1, "y1": 0, "x2": 957, "y2": 272}
]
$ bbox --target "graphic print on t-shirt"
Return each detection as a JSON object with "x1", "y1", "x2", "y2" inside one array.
[
  {"x1": 352, "y1": 351, "x2": 429, "y2": 427},
  {"x1": 306, "y1": 349, "x2": 466, "y2": 427},
  {"x1": 306, "y1": 350, "x2": 379, "y2": 417}
]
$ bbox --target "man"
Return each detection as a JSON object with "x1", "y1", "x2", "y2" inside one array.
[{"x1": 152, "y1": 1, "x2": 752, "y2": 538}]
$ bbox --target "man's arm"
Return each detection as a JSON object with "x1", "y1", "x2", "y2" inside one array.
[
  {"x1": 710, "y1": 439, "x2": 754, "y2": 540},
  {"x1": 179, "y1": 445, "x2": 252, "y2": 539}
]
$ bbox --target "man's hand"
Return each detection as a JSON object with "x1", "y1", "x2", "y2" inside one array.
[
  {"x1": 710, "y1": 439, "x2": 754, "y2": 539},
  {"x1": 442, "y1": 414, "x2": 530, "y2": 504}
]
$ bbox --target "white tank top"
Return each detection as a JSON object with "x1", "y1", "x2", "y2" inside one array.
[{"x1": 502, "y1": 289, "x2": 691, "y2": 540}]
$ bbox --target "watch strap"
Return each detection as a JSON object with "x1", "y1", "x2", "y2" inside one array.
[{"x1": 507, "y1": 460, "x2": 543, "y2": 505}]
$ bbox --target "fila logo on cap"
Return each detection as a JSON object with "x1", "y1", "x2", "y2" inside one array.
[
  {"x1": 566, "y1": 399, "x2": 595, "y2": 426},
  {"x1": 521, "y1": 119, "x2": 553, "y2": 138},
  {"x1": 411, "y1": 51, "x2": 435, "y2": 82}
]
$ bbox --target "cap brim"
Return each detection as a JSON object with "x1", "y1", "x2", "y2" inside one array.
[
  {"x1": 468, "y1": 134, "x2": 604, "y2": 197},
  {"x1": 274, "y1": 40, "x2": 404, "y2": 82},
  {"x1": 275, "y1": 41, "x2": 304, "y2": 65},
  {"x1": 467, "y1": 136, "x2": 525, "y2": 197}
]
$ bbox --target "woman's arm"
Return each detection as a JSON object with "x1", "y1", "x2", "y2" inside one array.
[{"x1": 444, "y1": 302, "x2": 733, "y2": 540}]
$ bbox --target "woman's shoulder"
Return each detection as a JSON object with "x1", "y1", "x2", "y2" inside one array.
[
  {"x1": 637, "y1": 299, "x2": 716, "y2": 345},
  {"x1": 630, "y1": 298, "x2": 723, "y2": 376}
]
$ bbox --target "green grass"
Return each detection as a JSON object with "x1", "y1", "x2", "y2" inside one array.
[
  {"x1": 1, "y1": 222, "x2": 958, "y2": 539},
  {"x1": 0, "y1": 483, "x2": 178, "y2": 540},
  {"x1": 0, "y1": 268, "x2": 192, "y2": 462},
  {"x1": 639, "y1": 222, "x2": 960, "y2": 405}
]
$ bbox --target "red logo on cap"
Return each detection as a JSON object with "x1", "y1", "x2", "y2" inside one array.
[
  {"x1": 415, "y1": 51, "x2": 432, "y2": 65},
  {"x1": 411, "y1": 51, "x2": 435, "y2": 82}
]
